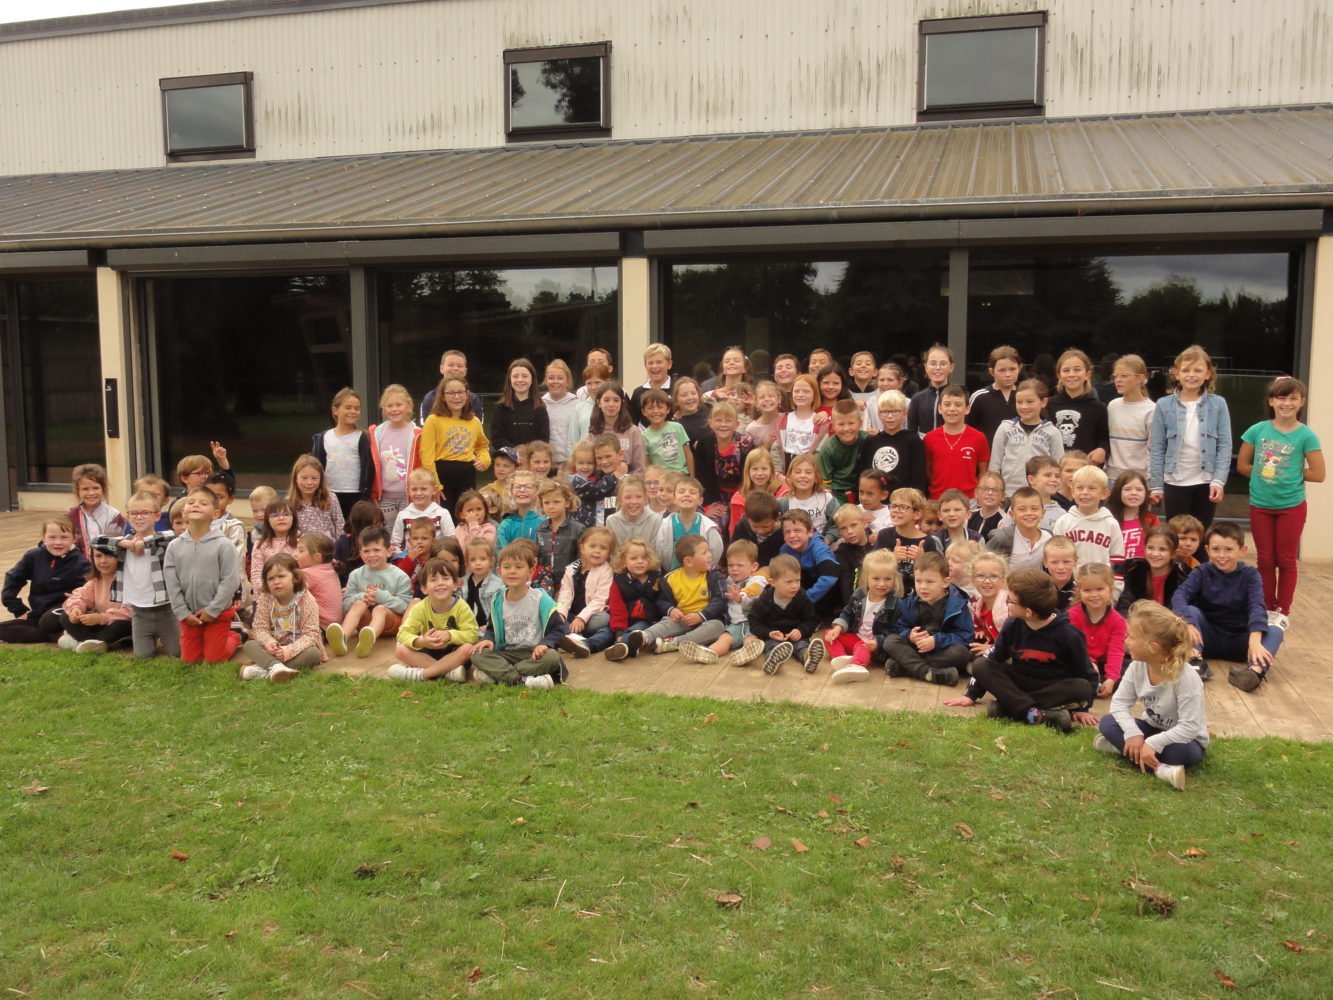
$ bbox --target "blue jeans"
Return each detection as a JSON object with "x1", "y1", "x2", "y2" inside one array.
[
  {"x1": 615, "y1": 620, "x2": 652, "y2": 644},
  {"x1": 1098, "y1": 713, "x2": 1206, "y2": 767},
  {"x1": 1178, "y1": 606, "x2": 1282, "y2": 672},
  {"x1": 579, "y1": 611, "x2": 614, "y2": 653},
  {"x1": 762, "y1": 637, "x2": 808, "y2": 661}
]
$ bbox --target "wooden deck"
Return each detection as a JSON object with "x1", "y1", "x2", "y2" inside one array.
[{"x1": 5, "y1": 510, "x2": 1331, "y2": 743}]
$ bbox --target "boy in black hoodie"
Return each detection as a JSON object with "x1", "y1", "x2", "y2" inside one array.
[
  {"x1": 945, "y1": 569, "x2": 1097, "y2": 733},
  {"x1": 745, "y1": 554, "x2": 822, "y2": 675}
]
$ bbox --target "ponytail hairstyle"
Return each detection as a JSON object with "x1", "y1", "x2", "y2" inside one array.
[
  {"x1": 1127, "y1": 600, "x2": 1194, "y2": 683},
  {"x1": 1015, "y1": 377, "x2": 1050, "y2": 420}
]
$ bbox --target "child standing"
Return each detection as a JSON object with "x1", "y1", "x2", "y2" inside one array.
[
  {"x1": 1107, "y1": 471, "x2": 1157, "y2": 560},
  {"x1": 295, "y1": 533, "x2": 342, "y2": 629},
  {"x1": 238, "y1": 553, "x2": 327, "y2": 683},
  {"x1": 1050, "y1": 349, "x2": 1110, "y2": 466},
  {"x1": 164, "y1": 488, "x2": 243, "y2": 663},
  {"x1": 368, "y1": 383, "x2": 421, "y2": 522},
  {"x1": 1069, "y1": 563, "x2": 1127, "y2": 697},
  {"x1": 873, "y1": 487, "x2": 943, "y2": 594},
  {"x1": 985, "y1": 487, "x2": 1050, "y2": 572},
  {"x1": 692, "y1": 402, "x2": 754, "y2": 524},
  {"x1": 860, "y1": 390, "x2": 928, "y2": 494},
  {"x1": 745, "y1": 380, "x2": 785, "y2": 456},
  {"x1": 288, "y1": 454, "x2": 345, "y2": 542},
  {"x1": 778, "y1": 454, "x2": 841, "y2": 544},
  {"x1": 1026, "y1": 456, "x2": 1066, "y2": 531},
  {"x1": 1237, "y1": 375, "x2": 1324, "y2": 627},
  {"x1": 824, "y1": 548, "x2": 902, "y2": 683},
  {"x1": 630, "y1": 343, "x2": 675, "y2": 424},
  {"x1": 1095, "y1": 601, "x2": 1207, "y2": 791},
  {"x1": 542, "y1": 360, "x2": 580, "y2": 464},
  {"x1": 533, "y1": 480, "x2": 582, "y2": 595},
  {"x1": 847, "y1": 350, "x2": 882, "y2": 430},
  {"x1": 386, "y1": 558, "x2": 481, "y2": 683},
  {"x1": 328, "y1": 526, "x2": 412, "y2": 659},
  {"x1": 966, "y1": 345, "x2": 1023, "y2": 446},
  {"x1": 639, "y1": 388, "x2": 694, "y2": 476},
  {"x1": 390, "y1": 468, "x2": 454, "y2": 549},
  {"x1": 1, "y1": 518, "x2": 90, "y2": 644},
  {"x1": 818, "y1": 400, "x2": 870, "y2": 501},
  {"x1": 968, "y1": 470, "x2": 1010, "y2": 541},
  {"x1": 604, "y1": 536, "x2": 664, "y2": 660},
  {"x1": 589, "y1": 382, "x2": 646, "y2": 475},
  {"x1": 671, "y1": 377, "x2": 712, "y2": 444},
  {"x1": 882, "y1": 551, "x2": 973, "y2": 686},
  {"x1": 989, "y1": 379, "x2": 1063, "y2": 497},
  {"x1": 249, "y1": 500, "x2": 301, "y2": 596},
  {"x1": 923, "y1": 386, "x2": 989, "y2": 499},
  {"x1": 776, "y1": 375, "x2": 826, "y2": 467},
  {"x1": 659, "y1": 476, "x2": 724, "y2": 570},
  {"x1": 1148, "y1": 345, "x2": 1231, "y2": 529},
  {"x1": 205, "y1": 473, "x2": 248, "y2": 571},
  {"x1": 945, "y1": 570, "x2": 1098, "y2": 733},
  {"x1": 56, "y1": 548, "x2": 132, "y2": 653},
  {"x1": 556, "y1": 526, "x2": 616, "y2": 657},
  {"x1": 907, "y1": 343, "x2": 956, "y2": 437},
  {"x1": 453, "y1": 490, "x2": 498, "y2": 548},
  {"x1": 1106, "y1": 354, "x2": 1155, "y2": 483},
  {"x1": 471, "y1": 540, "x2": 567, "y2": 688},
  {"x1": 419, "y1": 374, "x2": 491, "y2": 514},
  {"x1": 744, "y1": 553, "x2": 823, "y2": 674},
  {"x1": 935, "y1": 489, "x2": 982, "y2": 551},
  {"x1": 1171, "y1": 522, "x2": 1282, "y2": 693},
  {"x1": 490, "y1": 358, "x2": 549, "y2": 452},
  {"x1": 67, "y1": 463, "x2": 126, "y2": 560},
  {"x1": 312, "y1": 387, "x2": 373, "y2": 518},
  {"x1": 96, "y1": 492, "x2": 178, "y2": 658}
]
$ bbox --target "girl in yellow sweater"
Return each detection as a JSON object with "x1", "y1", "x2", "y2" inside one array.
[{"x1": 419, "y1": 375, "x2": 491, "y2": 512}]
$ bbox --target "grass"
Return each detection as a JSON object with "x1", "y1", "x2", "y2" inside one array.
[{"x1": 1, "y1": 649, "x2": 1331, "y2": 999}]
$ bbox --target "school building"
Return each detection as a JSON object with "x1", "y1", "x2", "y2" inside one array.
[{"x1": 1, "y1": 0, "x2": 1331, "y2": 546}]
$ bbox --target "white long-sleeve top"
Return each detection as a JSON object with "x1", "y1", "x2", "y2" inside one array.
[{"x1": 1109, "y1": 659, "x2": 1210, "y2": 752}]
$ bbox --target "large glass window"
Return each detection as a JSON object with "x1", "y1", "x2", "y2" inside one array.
[
  {"x1": 665, "y1": 256, "x2": 951, "y2": 381},
  {"x1": 919, "y1": 13, "x2": 1045, "y2": 121},
  {"x1": 378, "y1": 265, "x2": 619, "y2": 413},
  {"x1": 965, "y1": 249, "x2": 1299, "y2": 503},
  {"x1": 9, "y1": 278, "x2": 103, "y2": 486},
  {"x1": 149, "y1": 275, "x2": 351, "y2": 490},
  {"x1": 161, "y1": 72, "x2": 254, "y2": 161},
  {"x1": 505, "y1": 43, "x2": 611, "y2": 141}
]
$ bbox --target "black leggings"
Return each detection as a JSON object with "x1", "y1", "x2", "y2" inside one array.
[
  {"x1": 333, "y1": 491, "x2": 364, "y2": 520},
  {"x1": 63, "y1": 618, "x2": 133, "y2": 646},
  {"x1": 1163, "y1": 483, "x2": 1217, "y2": 531},
  {"x1": 0, "y1": 609, "x2": 63, "y2": 644},
  {"x1": 435, "y1": 460, "x2": 477, "y2": 515}
]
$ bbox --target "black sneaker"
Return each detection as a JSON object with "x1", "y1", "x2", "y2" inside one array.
[
  {"x1": 1190, "y1": 655, "x2": 1212, "y2": 681},
  {"x1": 802, "y1": 638, "x2": 826, "y2": 673},
  {"x1": 604, "y1": 642, "x2": 630, "y2": 661},
  {"x1": 924, "y1": 666, "x2": 959, "y2": 686},
  {"x1": 763, "y1": 641, "x2": 794, "y2": 676},
  {"x1": 626, "y1": 631, "x2": 645, "y2": 658},
  {"x1": 1041, "y1": 708, "x2": 1073, "y2": 733},
  {"x1": 1228, "y1": 664, "x2": 1263, "y2": 692}
]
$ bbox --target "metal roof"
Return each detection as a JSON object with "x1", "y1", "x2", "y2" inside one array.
[{"x1": 1, "y1": 105, "x2": 1330, "y2": 251}]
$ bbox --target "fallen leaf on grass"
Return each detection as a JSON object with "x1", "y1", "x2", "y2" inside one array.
[
  {"x1": 704, "y1": 713, "x2": 718, "y2": 724},
  {"x1": 467, "y1": 966, "x2": 483, "y2": 981},
  {"x1": 954, "y1": 823, "x2": 975, "y2": 840},
  {"x1": 224, "y1": 931, "x2": 236, "y2": 938},
  {"x1": 21, "y1": 781, "x2": 49, "y2": 796},
  {"x1": 889, "y1": 855, "x2": 905, "y2": 870},
  {"x1": 818, "y1": 810, "x2": 829, "y2": 819},
  {"x1": 994, "y1": 736, "x2": 1007, "y2": 753},
  {"x1": 1282, "y1": 940, "x2": 1305, "y2": 953},
  {"x1": 170, "y1": 850, "x2": 190, "y2": 862},
  {"x1": 1213, "y1": 970, "x2": 1238, "y2": 990},
  {"x1": 854, "y1": 836, "x2": 872, "y2": 848},
  {"x1": 518, "y1": 774, "x2": 531, "y2": 785},
  {"x1": 400, "y1": 690, "x2": 413, "y2": 699},
  {"x1": 989, "y1": 792, "x2": 1004, "y2": 800},
  {"x1": 774, "y1": 805, "x2": 796, "y2": 816},
  {"x1": 715, "y1": 891, "x2": 743, "y2": 908},
  {"x1": 1123, "y1": 880, "x2": 1176, "y2": 916},
  {"x1": 354, "y1": 861, "x2": 391, "y2": 879},
  {"x1": 511, "y1": 817, "x2": 526, "y2": 826},
  {"x1": 791, "y1": 839, "x2": 810, "y2": 853},
  {"x1": 721, "y1": 773, "x2": 736, "y2": 780},
  {"x1": 828, "y1": 793, "x2": 842, "y2": 804},
  {"x1": 752, "y1": 836, "x2": 772, "y2": 851},
  {"x1": 686, "y1": 801, "x2": 699, "y2": 809},
  {"x1": 1184, "y1": 847, "x2": 1208, "y2": 858}
]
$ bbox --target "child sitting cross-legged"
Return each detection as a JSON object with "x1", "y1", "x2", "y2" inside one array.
[
  {"x1": 882, "y1": 551, "x2": 974, "y2": 686},
  {"x1": 238, "y1": 553, "x2": 327, "y2": 683},
  {"x1": 295, "y1": 533, "x2": 342, "y2": 629},
  {"x1": 1069, "y1": 563, "x2": 1127, "y2": 697},
  {"x1": 603, "y1": 536, "x2": 663, "y2": 660},
  {"x1": 57, "y1": 546, "x2": 132, "y2": 654},
  {"x1": 556, "y1": 526, "x2": 617, "y2": 658},
  {"x1": 679, "y1": 538, "x2": 767, "y2": 666},
  {"x1": 745, "y1": 553, "x2": 824, "y2": 676},
  {"x1": 386, "y1": 558, "x2": 481, "y2": 683},
  {"x1": 327, "y1": 525, "x2": 412, "y2": 658},
  {"x1": 732, "y1": 490, "x2": 784, "y2": 567},
  {"x1": 1094, "y1": 600, "x2": 1208, "y2": 791},
  {"x1": 470, "y1": 539, "x2": 566, "y2": 689},
  {"x1": 945, "y1": 569, "x2": 1099, "y2": 733},
  {"x1": 658, "y1": 476, "x2": 724, "y2": 571},
  {"x1": 823, "y1": 548, "x2": 903, "y2": 684},
  {"x1": 626, "y1": 534, "x2": 726, "y2": 658}
]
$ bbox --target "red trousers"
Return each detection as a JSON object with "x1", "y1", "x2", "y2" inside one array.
[
  {"x1": 179, "y1": 607, "x2": 240, "y2": 663},
  {"x1": 1250, "y1": 502, "x2": 1306, "y2": 615},
  {"x1": 828, "y1": 632, "x2": 874, "y2": 665}
]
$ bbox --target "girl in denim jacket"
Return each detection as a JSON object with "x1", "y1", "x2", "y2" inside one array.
[{"x1": 1148, "y1": 346, "x2": 1231, "y2": 530}]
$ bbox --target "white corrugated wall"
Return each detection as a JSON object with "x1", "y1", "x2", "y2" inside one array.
[{"x1": 0, "y1": 0, "x2": 1328, "y2": 174}]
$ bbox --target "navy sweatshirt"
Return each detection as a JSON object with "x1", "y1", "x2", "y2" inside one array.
[
  {"x1": 1171, "y1": 561, "x2": 1266, "y2": 636},
  {"x1": 2, "y1": 543, "x2": 91, "y2": 618},
  {"x1": 963, "y1": 611, "x2": 1098, "y2": 703}
]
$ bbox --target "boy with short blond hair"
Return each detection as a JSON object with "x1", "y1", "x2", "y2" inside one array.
[
  {"x1": 860, "y1": 389, "x2": 927, "y2": 494},
  {"x1": 1052, "y1": 465, "x2": 1124, "y2": 582},
  {"x1": 630, "y1": 343, "x2": 674, "y2": 423},
  {"x1": 1042, "y1": 535, "x2": 1078, "y2": 611},
  {"x1": 391, "y1": 467, "x2": 453, "y2": 549},
  {"x1": 164, "y1": 487, "x2": 242, "y2": 663}
]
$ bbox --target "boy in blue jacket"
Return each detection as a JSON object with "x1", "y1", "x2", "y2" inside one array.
[
  {"x1": 882, "y1": 551, "x2": 973, "y2": 686},
  {"x1": 471, "y1": 539, "x2": 566, "y2": 689},
  {"x1": 778, "y1": 509, "x2": 840, "y2": 613},
  {"x1": 1171, "y1": 521, "x2": 1282, "y2": 693}
]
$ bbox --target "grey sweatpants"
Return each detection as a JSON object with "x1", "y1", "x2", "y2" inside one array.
[
  {"x1": 240, "y1": 639, "x2": 322, "y2": 672},
  {"x1": 132, "y1": 603, "x2": 181, "y2": 659}
]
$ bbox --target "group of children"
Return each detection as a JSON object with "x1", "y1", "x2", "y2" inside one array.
[{"x1": 2, "y1": 341, "x2": 1321, "y2": 790}]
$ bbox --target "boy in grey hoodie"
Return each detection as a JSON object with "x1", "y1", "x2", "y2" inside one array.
[{"x1": 165, "y1": 487, "x2": 243, "y2": 663}]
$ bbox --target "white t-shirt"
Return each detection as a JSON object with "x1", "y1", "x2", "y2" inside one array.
[
  {"x1": 323, "y1": 429, "x2": 362, "y2": 493},
  {"x1": 123, "y1": 549, "x2": 156, "y2": 608},
  {"x1": 857, "y1": 598, "x2": 885, "y2": 642},
  {"x1": 780, "y1": 414, "x2": 818, "y2": 456},
  {"x1": 861, "y1": 504, "x2": 893, "y2": 535},
  {"x1": 1167, "y1": 398, "x2": 1207, "y2": 486}
]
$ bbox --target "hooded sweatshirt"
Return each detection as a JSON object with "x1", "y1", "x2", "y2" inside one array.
[
  {"x1": 3, "y1": 543, "x2": 91, "y2": 618},
  {"x1": 164, "y1": 525, "x2": 243, "y2": 620},
  {"x1": 1052, "y1": 506, "x2": 1125, "y2": 578}
]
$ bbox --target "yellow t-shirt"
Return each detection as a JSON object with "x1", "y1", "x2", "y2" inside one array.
[{"x1": 665, "y1": 568, "x2": 710, "y2": 616}]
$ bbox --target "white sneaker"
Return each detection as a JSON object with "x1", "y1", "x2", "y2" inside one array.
[
  {"x1": 728, "y1": 638, "x2": 764, "y2": 667},
  {"x1": 238, "y1": 663, "x2": 270, "y2": 681},
  {"x1": 325, "y1": 623, "x2": 347, "y2": 656},
  {"x1": 75, "y1": 639, "x2": 107, "y2": 654},
  {"x1": 355, "y1": 626, "x2": 377, "y2": 658},
  {"x1": 524, "y1": 674, "x2": 555, "y2": 690},
  {"x1": 387, "y1": 663, "x2": 424, "y2": 682},
  {"x1": 1155, "y1": 763, "x2": 1187, "y2": 791},
  {"x1": 1092, "y1": 733, "x2": 1118, "y2": 754},
  {"x1": 830, "y1": 655, "x2": 854, "y2": 670},
  {"x1": 1267, "y1": 610, "x2": 1290, "y2": 631},
  {"x1": 678, "y1": 640, "x2": 719, "y2": 664},
  {"x1": 559, "y1": 634, "x2": 590, "y2": 658},
  {"x1": 831, "y1": 663, "x2": 870, "y2": 684},
  {"x1": 57, "y1": 634, "x2": 79, "y2": 651},
  {"x1": 268, "y1": 664, "x2": 299, "y2": 684},
  {"x1": 444, "y1": 665, "x2": 467, "y2": 683},
  {"x1": 473, "y1": 670, "x2": 496, "y2": 685}
]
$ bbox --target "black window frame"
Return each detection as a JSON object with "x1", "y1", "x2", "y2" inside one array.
[
  {"x1": 160, "y1": 71, "x2": 255, "y2": 162},
  {"x1": 917, "y1": 12, "x2": 1046, "y2": 122},
  {"x1": 504, "y1": 42, "x2": 611, "y2": 142}
]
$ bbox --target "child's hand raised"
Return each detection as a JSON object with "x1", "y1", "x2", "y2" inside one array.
[{"x1": 209, "y1": 441, "x2": 230, "y2": 468}]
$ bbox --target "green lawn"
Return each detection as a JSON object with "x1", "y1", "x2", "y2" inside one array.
[{"x1": 2, "y1": 650, "x2": 1330, "y2": 999}]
